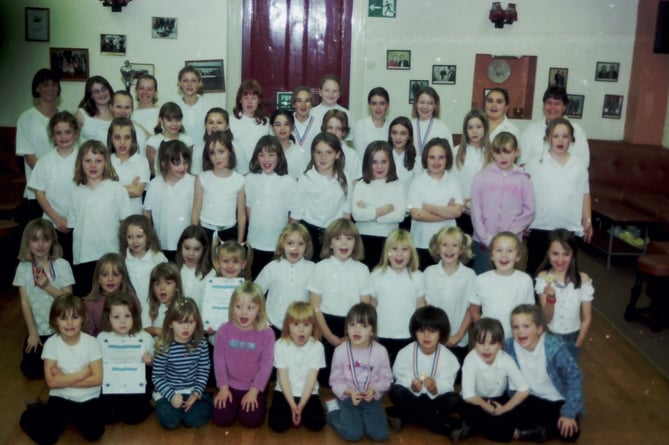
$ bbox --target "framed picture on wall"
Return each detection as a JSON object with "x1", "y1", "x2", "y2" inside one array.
[
  {"x1": 409, "y1": 80, "x2": 429, "y2": 103},
  {"x1": 100, "y1": 34, "x2": 126, "y2": 55},
  {"x1": 432, "y1": 65, "x2": 456, "y2": 84},
  {"x1": 387, "y1": 50, "x2": 411, "y2": 70},
  {"x1": 566, "y1": 94, "x2": 585, "y2": 119},
  {"x1": 548, "y1": 67, "x2": 568, "y2": 89},
  {"x1": 129, "y1": 63, "x2": 154, "y2": 86},
  {"x1": 152, "y1": 17, "x2": 178, "y2": 39},
  {"x1": 49, "y1": 48, "x2": 89, "y2": 81},
  {"x1": 25, "y1": 7, "x2": 49, "y2": 42},
  {"x1": 595, "y1": 62, "x2": 619, "y2": 82},
  {"x1": 602, "y1": 94, "x2": 623, "y2": 119},
  {"x1": 185, "y1": 59, "x2": 225, "y2": 92}
]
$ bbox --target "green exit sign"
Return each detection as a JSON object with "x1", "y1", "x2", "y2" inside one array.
[
  {"x1": 276, "y1": 91, "x2": 293, "y2": 109},
  {"x1": 369, "y1": 0, "x2": 396, "y2": 18}
]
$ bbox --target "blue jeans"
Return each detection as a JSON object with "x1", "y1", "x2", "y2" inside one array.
[
  {"x1": 327, "y1": 397, "x2": 389, "y2": 442},
  {"x1": 472, "y1": 241, "x2": 493, "y2": 275},
  {"x1": 557, "y1": 331, "x2": 581, "y2": 361},
  {"x1": 155, "y1": 393, "x2": 213, "y2": 429}
]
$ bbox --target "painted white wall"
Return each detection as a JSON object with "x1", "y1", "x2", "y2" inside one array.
[{"x1": 0, "y1": 0, "x2": 642, "y2": 141}]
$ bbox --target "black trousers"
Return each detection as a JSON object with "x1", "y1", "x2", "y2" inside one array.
[{"x1": 20, "y1": 396, "x2": 105, "y2": 444}]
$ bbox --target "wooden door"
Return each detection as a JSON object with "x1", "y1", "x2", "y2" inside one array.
[{"x1": 242, "y1": 0, "x2": 353, "y2": 110}]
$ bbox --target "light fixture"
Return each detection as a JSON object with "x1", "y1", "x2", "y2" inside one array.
[
  {"x1": 489, "y1": 2, "x2": 518, "y2": 29},
  {"x1": 99, "y1": 0, "x2": 132, "y2": 13}
]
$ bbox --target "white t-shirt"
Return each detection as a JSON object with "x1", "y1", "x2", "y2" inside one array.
[
  {"x1": 78, "y1": 108, "x2": 111, "y2": 144},
  {"x1": 68, "y1": 180, "x2": 132, "y2": 264},
  {"x1": 229, "y1": 114, "x2": 270, "y2": 175},
  {"x1": 424, "y1": 262, "x2": 476, "y2": 347},
  {"x1": 273, "y1": 338, "x2": 325, "y2": 396},
  {"x1": 461, "y1": 348, "x2": 529, "y2": 399},
  {"x1": 307, "y1": 257, "x2": 372, "y2": 316},
  {"x1": 256, "y1": 258, "x2": 315, "y2": 327},
  {"x1": 535, "y1": 276, "x2": 594, "y2": 334},
  {"x1": 177, "y1": 95, "x2": 210, "y2": 145},
  {"x1": 111, "y1": 153, "x2": 150, "y2": 215},
  {"x1": 197, "y1": 170, "x2": 245, "y2": 230},
  {"x1": 28, "y1": 147, "x2": 78, "y2": 225},
  {"x1": 412, "y1": 117, "x2": 454, "y2": 155},
  {"x1": 453, "y1": 145, "x2": 485, "y2": 200},
  {"x1": 16, "y1": 107, "x2": 58, "y2": 199},
  {"x1": 471, "y1": 270, "x2": 535, "y2": 339},
  {"x1": 13, "y1": 259, "x2": 75, "y2": 336},
  {"x1": 245, "y1": 172, "x2": 296, "y2": 251},
  {"x1": 352, "y1": 179, "x2": 406, "y2": 237},
  {"x1": 143, "y1": 173, "x2": 195, "y2": 251},
  {"x1": 42, "y1": 333, "x2": 102, "y2": 402},
  {"x1": 371, "y1": 267, "x2": 424, "y2": 339},
  {"x1": 125, "y1": 249, "x2": 168, "y2": 308},
  {"x1": 352, "y1": 116, "x2": 390, "y2": 157},
  {"x1": 408, "y1": 171, "x2": 463, "y2": 249},
  {"x1": 292, "y1": 168, "x2": 352, "y2": 229},
  {"x1": 392, "y1": 342, "x2": 459, "y2": 398}
]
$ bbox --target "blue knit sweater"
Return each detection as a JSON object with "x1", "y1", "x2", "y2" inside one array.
[{"x1": 504, "y1": 333, "x2": 584, "y2": 418}]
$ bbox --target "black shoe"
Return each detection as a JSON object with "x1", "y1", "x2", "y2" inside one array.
[
  {"x1": 450, "y1": 421, "x2": 470, "y2": 443},
  {"x1": 385, "y1": 407, "x2": 403, "y2": 432},
  {"x1": 518, "y1": 425, "x2": 547, "y2": 442}
]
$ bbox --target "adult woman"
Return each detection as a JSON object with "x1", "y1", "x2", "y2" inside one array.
[
  {"x1": 75, "y1": 75, "x2": 114, "y2": 143},
  {"x1": 484, "y1": 88, "x2": 520, "y2": 142},
  {"x1": 16, "y1": 69, "x2": 61, "y2": 220}
]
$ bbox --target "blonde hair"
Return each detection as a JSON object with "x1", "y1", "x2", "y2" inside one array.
[
  {"x1": 156, "y1": 297, "x2": 204, "y2": 353},
  {"x1": 489, "y1": 231, "x2": 525, "y2": 269},
  {"x1": 228, "y1": 281, "x2": 269, "y2": 330},
  {"x1": 374, "y1": 229, "x2": 419, "y2": 274},
  {"x1": 211, "y1": 235, "x2": 253, "y2": 280},
  {"x1": 273, "y1": 222, "x2": 313, "y2": 261},
  {"x1": 17, "y1": 218, "x2": 63, "y2": 261},
  {"x1": 485, "y1": 131, "x2": 519, "y2": 166},
  {"x1": 280, "y1": 301, "x2": 321, "y2": 341},
  {"x1": 73, "y1": 140, "x2": 118, "y2": 184},
  {"x1": 320, "y1": 218, "x2": 364, "y2": 261},
  {"x1": 428, "y1": 226, "x2": 473, "y2": 263}
]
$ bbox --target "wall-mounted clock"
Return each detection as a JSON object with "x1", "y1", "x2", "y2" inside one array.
[{"x1": 487, "y1": 59, "x2": 511, "y2": 84}]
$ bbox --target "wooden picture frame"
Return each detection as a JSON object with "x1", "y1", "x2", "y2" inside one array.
[
  {"x1": 49, "y1": 48, "x2": 89, "y2": 81},
  {"x1": 100, "y1": 34, "x2": 126, "y2": 56},
  {"x1": 25, "y1": 7, "x2": 49, "y2": 42},
  {"x1": 185, "y1": 59, "x2": 225, "y2": 93}
]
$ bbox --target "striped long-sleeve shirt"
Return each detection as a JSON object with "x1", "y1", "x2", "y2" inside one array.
[{"x1": 152, "y1": 338, "x2": 210, "y2": 402}]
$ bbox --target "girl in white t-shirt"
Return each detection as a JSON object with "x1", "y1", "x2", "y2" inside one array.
[
  {"x1": 191, "y1": 107, "x2": 233, "y2": 176},
  {"x1": 19, "y1": 295, "x2": 104, "y2": 444},
  {"x1": 175, "y1": 225, "x2": 213, "y2": 309},
  {"x1": 131, "y1": 74, "x2": 160, "y2": 138},
  {"x1": 177, "y1": 66, "x2": 209, "y2": 145},
  {"x1": 192, "y1": 131, "x2": 246, "y2": 244},
  {"x1": 424, "y1": 226, "x2": 476, "y2": 365},
  {"x1": 535, "y1": 229, "x2": 593, "y2": 360},
  {"x1": 97, "y1": 292, "x2": 153, "y2": 425},
  {"x1": 108, "y1": 117, "x2": 150, "y2": 215},
  {"x1": 411, "y1": 86, "x2": 454, "y2": 154},
  {"x1": 408, "y1": 138, "x2": 463, "y2": 269},
  {"x1": 271, "y1": 109, "x2": 307, "y2": 180},
  {"x1": 291, "y1": 86, "x2": 318, "y2": 154},
  {"x1": 371, "y1": 229, "x2": 425, "y2": 364},
  {"x1": 453, "y1": 109, "x2": 490, "y2": 235},
  {"x1": 268, "y1": 301, "x2": 326, "y2": 432},
  {"x1": 245, "y1": 135, "x2": 296, "y2": 277},
  {"x1": 229, "y1": 79, "x2": 270, "y2": 174},
  {"x1": 68, "y1": 141, "x2": 132, "y2": 296},
  {"x1": 352, "y1": 141, "x2": 405, "y2": 268},
  {"x1": 255, "y1": 223, "x2": 315, "y2": 334},
  {"x1": 146, "y1": 102, "x2": 193, "y2": 176},
  {"x1": 14, "y1": 219, "x2": 74, "y2": 379},
  {"x1": 120, "y1": 214, "x2": 168, "y2": 306},
  {"x1": 143, "y1": 263, "x2": 184, "y2": 338}
]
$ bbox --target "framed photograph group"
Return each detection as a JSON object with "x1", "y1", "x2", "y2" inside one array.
[
  {"x1": 152, "y1": 17, "x2": 178, "y2": 39},
  {"x1": 100, "y1": 34, "x2": 126, "y2": 55},
  {"x1": 409, "y1": 80, "x2": 429, "y2": 103},
  {"x1": 548, "y1": 67, "x2": 568, "y2": 88},
  {"x1": 185, "y1": 59, "x2": 225, "y2": 93},
  {"x1": 565, "y1": 94, "x2": 584, "y2": 119},
  {"x1": 387, "y1": 50, "x2": 411, "y2": 70},
  {"x1": 432, "y1": 65, "x2": 456, "y2": 84},
  {"x1": 595, "y1": 62, "x2": 619, "y2": 82},
  {"x1": 49, "y1": 48, "x2": 89, "y2": 81},
  {"x1": 602, "y1": 94, "x2": 623, "y2": 119}
]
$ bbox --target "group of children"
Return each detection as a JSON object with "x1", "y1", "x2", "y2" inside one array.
[{"x1": 15, "y1": 67, "x2": 594, "y2": 443}]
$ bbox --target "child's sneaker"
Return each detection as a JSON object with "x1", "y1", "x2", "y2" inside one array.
[
  {"x1": 385, "y1": 406, "x2": 403, "y2": 432},
  {"x1": 450, "y1": 421, "x2": 470, "y2": 443},
  {"x1": 324, "y1": 398, "x2": 339, "y2": 413}
]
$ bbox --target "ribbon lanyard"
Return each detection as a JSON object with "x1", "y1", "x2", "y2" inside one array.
[
  {"x1": 32, "y1": 260, "x2": 55, "y2": 286},
  {"x1": 294, "y1": 116, "x2": 314, "y2": 146},
  {"x1": 412, "y1": 342, "x2": 439, "y2": 380},
  {"x1": 416, "y1": 117, "x2": 434, "y2": 153},
  {"x1": 347, "y1": 340, "x2": 373, "y2": 392}
]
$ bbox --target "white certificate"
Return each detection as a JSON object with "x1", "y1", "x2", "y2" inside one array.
[
  {"x1": 201, "y1": 277, "x2": 244, "y2": 331},
  {"x1": 100, "y1": 336, "x2": 147, "y2": 394}
]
